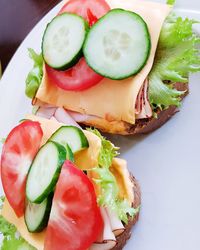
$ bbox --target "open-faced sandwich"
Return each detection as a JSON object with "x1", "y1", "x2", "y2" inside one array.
[
  {"x1": 0, "y1": 114, "x2": 140, "y2": 250},
  {"x1": 25, "y1": 0, "x2": 200, "y2": 135}
]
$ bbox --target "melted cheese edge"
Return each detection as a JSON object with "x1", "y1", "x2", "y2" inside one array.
[
  {"x1": 36, "y1": 0, "x2": 171, "y2": 124},
  {"x1": 110, "y1": 158, "x2": 134, "y2": 205}
]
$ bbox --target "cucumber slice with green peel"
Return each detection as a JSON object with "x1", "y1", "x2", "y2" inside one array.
[
  {"x1": 83, "y1": 9, "x2": 151, "y2": 80},
  {"x1": 66, "y1": 144, "x2": 74, "y2": 162},
  {"x1": 26, "y1": 141, "x2": 66, "y2": 203},
  {"x1": 49, "y1": 126, "x2": 89, "y2": 153},
  {"x1": 42, "y1": 13, "x2": 89, "y2": 70},
  {"x1": 25, "y1": 194, "x2": 53, "y2": 233}
]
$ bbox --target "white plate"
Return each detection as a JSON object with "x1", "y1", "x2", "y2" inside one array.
[{"x1": 0, "y1": 1, "x2": 200, "y2": 250}]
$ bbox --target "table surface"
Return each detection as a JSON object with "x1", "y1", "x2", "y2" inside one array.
[{"x1": 0, "y1": 0, "x2": 61, "y2": 72}]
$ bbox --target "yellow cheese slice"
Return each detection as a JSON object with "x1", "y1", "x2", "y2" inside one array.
[
  {"x1": 26, "y1": 114, "x2": 101, "y2": 170},
  {"x1": 36, "y1": 0, "x2": 171, "y2": 124},
  {"x1": 2, "y1": 199, "x2": 45, "y2": 250},
  {"x1": 110, "y1": 158, "x2": 134, "y2": 205}
]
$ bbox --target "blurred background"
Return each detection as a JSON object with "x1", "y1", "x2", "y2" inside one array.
[{"x1": 0, "y1": 0, "x2": 61, "y2": 73}]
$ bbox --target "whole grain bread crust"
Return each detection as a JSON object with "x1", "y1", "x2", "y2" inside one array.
[
  {"x1": 81, "y1": 82, "x2": 188, "y2": 135},
  {"x1": 112, "y1": 175, "x2": 141, "y2": 250}
]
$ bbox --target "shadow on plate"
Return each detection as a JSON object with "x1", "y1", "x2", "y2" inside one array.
[{"x1": 104, "y1": 132, "x2": 149, "y2": 155}]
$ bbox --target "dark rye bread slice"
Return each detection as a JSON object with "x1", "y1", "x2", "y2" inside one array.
[
  {"x1": 112, "y1": 175, "x2": 141, "y2": 250},
  {"x1": 128, "y1": 82, "x2": 188, "y2": 135},
  {"x1": 80, "y1": 82, "x2": 188, "y2": 135}
]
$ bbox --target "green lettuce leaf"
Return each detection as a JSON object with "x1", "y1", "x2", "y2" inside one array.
[
  {"x1": 115, "y1": 200, "x2": 140, "y2": 224},
  {"x1": 87, "y1": 128, "x2": 119, "y2": 168},
  {"x1": 166, "y1": 0, "x2": 175, "y2": 5},
  {"x1": 92, "y1": 167, "x2": 137, "y2": 224},
  {"x1": 92, "y1": 167, "x2": 119, "y2": 207},
  {"x1": 88, "y1": 129, "x2": 138, "y2": 224},
  {"x1": 0, "y1": 216, "x2": 35, "y2": 250},
  {"x1": 0, "y1": 197, "x2": 35, "y2": 250},
  {"x1": 149, "y1": 13, "x2": 200, "y2": 110},
  {"x1": 25, "y1": 49, "x2": 43, "y2": 99}
]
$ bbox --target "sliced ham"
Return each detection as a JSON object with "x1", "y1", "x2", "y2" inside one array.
[
  {"x1": 89, "y1": 240, "x2": 117, "y2": 250},
  {"x1": 36, "y1": 107, "x2": 56, "y2": 119},
  {"x1": 136, "y1": 79, "x2": 152, "y2": 119},
  {"x1": 106, "y1": 208, "x2": 124, "y2": 237},
  {"x1": 32, "y1": 98, "x2": 55, "y2": 108},
  {"x1": 36, "y1": 106, "x2": 81, "y2": 128},
  {"x1": 98, "y1": 207, "x2": 116, "y2": 242},
  {"x1": 53, "y1": 108, "x2": 81, "y2": 128},
  {"x1": 90, "y1": 208, "x2": 116, "y2": 250},
  {"x1": 67, "y1": 110, "x2": 92, "y2": 123},
  {"x1": 50, "y1": 116, "x2": 58, "y2": 121},
  {"x1": 135, "y1": 82, "x2": 144, "y2": 115},
  {"x1": 143, "y1": 79, "x2": 153, "y2": 117}
]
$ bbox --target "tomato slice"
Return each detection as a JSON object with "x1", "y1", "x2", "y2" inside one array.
[
  {"x1": 46, "y1": 59, "x2": 103, "y2": 91},
  {"x1": 46, "y1": 0, "x2": 110, "y2": 91},
  {"x1": 44, "y1": 160, "x2": 103, "y2": 250},
  {"x1": 59, "y1": 0, "x2": 110, "y2": 24},
  {"x1": 87, "y1": 9, "x2": 99, "y2": 26},
  {"x1": 1, "y1": 121, "x2": 43, "y2": 217}
]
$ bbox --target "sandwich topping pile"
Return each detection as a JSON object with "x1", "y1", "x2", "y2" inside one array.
[
  {"x1": 0, "y1": 115, "x2": 140, "y2": 250},
  {"x1": 0, "y1": 0, "x2": 199, "y2": 249},
  {"x1": 25, "y1": 0, "x2": 200, "y2": 135}
]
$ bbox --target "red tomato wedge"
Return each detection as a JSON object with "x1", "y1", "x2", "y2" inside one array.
[
  {"x1": 0, "y1": 121, "x2": 43, "y2": 217},
  {"x1": 46, "y1": 0, "x2": 111, "y2": 91},
  {"x1": 44, "y1": 160, "x2": 103, "y2": 250},
  {"x1": 46, "y1": 59, "x2": 103, "y2": 91}
]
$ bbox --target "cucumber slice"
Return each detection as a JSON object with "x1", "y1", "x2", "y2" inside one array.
[
  {"x1": 83, "y1": 9, "x2": 151, "y2": 80},
  {"x1": 42, "y1": 13, "x2": 89, "y2": 70},
  {"x1": 66, "y1": 144, "x2": 74, "y2": 162},
  {"x1": 25, "y1": 194, "x2": 53, "y2": 233},
  {"x1": 49, "y1": 126, "x2": 89, "y2": 153},
  {"x1": 26, "y1": 141, "x2": 66, "y2": 203}
]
